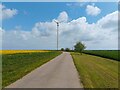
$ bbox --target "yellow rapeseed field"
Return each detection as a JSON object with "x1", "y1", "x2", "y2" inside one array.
[{"x1": 0, "y1": 50, "x2": 50, "y2": 54}]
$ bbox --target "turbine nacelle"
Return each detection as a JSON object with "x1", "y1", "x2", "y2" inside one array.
[{"x1": 54, "y1": 19, "x2": 62, "y2": 25}]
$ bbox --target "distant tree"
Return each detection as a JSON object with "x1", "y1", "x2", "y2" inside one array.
[
  {"x1": 65, "y1": 48, "x2": 70, "y2": 52},
  {"x1": 61, "y1": 48, "x2": 64, "y2": 51},
  {"x1": 74, "y1": 41, "x2": 86, "y2": 55}
]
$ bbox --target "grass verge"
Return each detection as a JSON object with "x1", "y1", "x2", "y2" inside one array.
[
  {"x1": 71, "y1": 52, "x2": 119, "y2": 88},
  {"x1": 2, "y1": 51, "x2": 61, "y2": 88}
]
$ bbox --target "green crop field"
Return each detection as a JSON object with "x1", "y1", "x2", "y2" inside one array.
[
  {"x1": 2, "y1": 51, "x2": 61, "y2": 88},
  {"x1": 83, "y1": 50, "x2": 119, "y2": 61},
  {"x1": 71, "y1": 52, "x2": 119, "y2": 88}
]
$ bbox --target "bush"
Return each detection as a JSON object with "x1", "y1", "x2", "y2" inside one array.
[
  {"x1": 61, "y1": 48, "x2": 64, "y2": 51},
  {"x1": 65, "y1": 48, "x2": 70, "y2": 52}
]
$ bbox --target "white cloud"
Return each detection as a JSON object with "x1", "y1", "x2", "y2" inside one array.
[
  {"x1": 97, "y1": 11, "x2": 118, "y2": 30},
  {"x1": 57, "y1": 11, "x2": 68, "y2": 22},
  {"x1": 32, "y1": 21, "x2": 56, "y2": 38},
  {"x1": 0, "y1": 27, "x2": 4, "y2": 49},
  {"x1": 0, "y1": 4, "x2": 18, "y2": 20},
  {"x1": 86, "y1": 4, "x2": 101, "y2": 16},
  {"x1": 2, "y1": 11, "x2": 118, "y2": 50}
]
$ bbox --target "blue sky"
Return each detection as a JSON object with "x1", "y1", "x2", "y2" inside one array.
[
  {"x1": 3, "y1": 2, "x2": 118, "y2": 31},
  {"x1": 1, "y1": 2, "x2": 118, "y2": 50}
]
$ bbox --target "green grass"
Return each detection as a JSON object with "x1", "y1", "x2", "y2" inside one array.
[
  {"x1": 2, "y1": 51, "x2": 61, "y2": 88},
  {"x1": 71, "y1": 52, "x2": 119, "y2": 88},
  {"x1": 83, "y1": 50, "x2": 119, "y2": 61}
]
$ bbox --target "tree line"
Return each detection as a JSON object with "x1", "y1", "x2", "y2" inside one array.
[{"x1": 61, "y1": 41, "x2": 86, "y2": 55}]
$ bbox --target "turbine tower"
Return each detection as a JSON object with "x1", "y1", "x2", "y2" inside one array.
[{"x1": 54, "y1": 20, "x2": 60, "y2": 51}]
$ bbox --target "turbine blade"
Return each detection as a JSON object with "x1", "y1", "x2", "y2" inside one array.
[{"x1": 54, "y1": 20, "x2": 58, "y2": 23}]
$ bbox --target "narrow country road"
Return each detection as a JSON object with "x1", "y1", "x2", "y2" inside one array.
[{"x1": 6, "y1": 52, "x2": 82, "y2": 88}]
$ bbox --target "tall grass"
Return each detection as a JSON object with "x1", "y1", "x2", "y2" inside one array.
[{"x1": 83, "y1": 50, "x2": 119, "y2": 61}]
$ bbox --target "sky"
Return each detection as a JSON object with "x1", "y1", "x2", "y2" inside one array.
[{"x1": 0, "y1": 2, "x2": 119, "y2": 50}]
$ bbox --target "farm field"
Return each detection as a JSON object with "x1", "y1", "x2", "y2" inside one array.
[
  {"x1": 83, "y1": 50, "x2": 119, "y2": 61},
  {"x1": 71, "y1": 52, "x2": 119, "y2": 88},
  {"x1": 2, "y1": 51, "x2": 61, "y2": 88},
  {"x1": 0, "y1": 50, "x2": 50, "y2": 54}
]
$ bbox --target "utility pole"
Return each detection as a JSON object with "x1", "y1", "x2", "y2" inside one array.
[{"x1": 54, "y1": 20, "x2": 59, "y2": 50}]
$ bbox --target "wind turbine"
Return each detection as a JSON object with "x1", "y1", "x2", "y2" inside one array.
[{"x1": 54, "y1": 20, "x2": 61, "y2": 50}]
